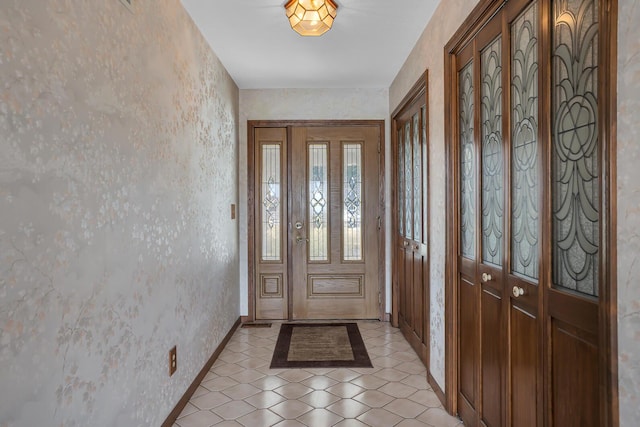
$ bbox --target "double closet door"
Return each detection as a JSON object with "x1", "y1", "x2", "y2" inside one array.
[
  {"x1": 392, "y1": 79, "x2": 429, "y2": 366},
  {"x1": 451, "y1": 0, "x2": 614, "y2": 426},
  {"x1": 252, "y1": 123, "x2": 382, "y2": 320}
]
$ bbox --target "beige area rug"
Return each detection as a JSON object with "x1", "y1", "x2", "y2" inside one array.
[{"x1": 270, "y1": 323, "x2": 373, "y2": 368}]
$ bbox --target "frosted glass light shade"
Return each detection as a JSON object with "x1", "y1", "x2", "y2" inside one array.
[{"x1": 285, "y1": 0, "x2": 338, "y2": 36}]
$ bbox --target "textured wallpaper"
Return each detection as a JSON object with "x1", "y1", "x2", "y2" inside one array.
[
  {"x1": 389, "y1": 0, "x2": 481, "y2": 391},
  {"x1": 0, "y1": 1, "x2": 239, "y2": 426},
  {"x1": 617, "y1": 0, "x2": 640, "y2": 424}
]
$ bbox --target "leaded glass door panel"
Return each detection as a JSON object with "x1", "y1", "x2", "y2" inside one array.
[{"x1": 290, "y1": 126, "x2": 381, "y2": 319}]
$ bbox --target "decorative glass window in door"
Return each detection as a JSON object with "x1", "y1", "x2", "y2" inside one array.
[
  {"x1": 309, "y1": 143, "x2": 329, "y2": 261},
  {"x1": 551, "y1": 0, "x2": 599, "y2": 296},
  {"x1": 343, "y1": 143, "x2": 363, "y2": 261},
  {"x1": 261, "y1": 144, "x2": 281, "y2": 261},
  {"x1": 511, "y1": 1, "x2": 539, "y2": 280}
]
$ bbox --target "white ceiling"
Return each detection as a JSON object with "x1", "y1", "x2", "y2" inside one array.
[{"x1": 181, "y1": 0, "x2": 440, "y2": 89}]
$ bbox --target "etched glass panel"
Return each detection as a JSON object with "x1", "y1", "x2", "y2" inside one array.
[
  {"x1": 404, "y1": 122, "x2": 413, "y2": 239},
  {"x1": 308, "y1": 143, "x2": 329, "y2": 261},
  {"x1": 460, "y1": 62, "x2": 475, "y2": 259},
  {"x1": 511, "y1": 2, "x2": 540, "y2": 280},
  {"x1": 422, "y1": 105, "x2": 428, "y2": 245},
  {"x1": 481, "y1": 36, "x2": 504, "y2": 266},
  {"x1": 398, "y1": 128, "x2": 405, "y2": 236},
  {"x1": 413, "y1": 112, "x2": 423, "y2": 242},
  {"x1": 261, "y1": 144, "x2": 281, "y2": 261},
  {"x1": 552, "y1": 0, "x2": 599, "y2": 296},
  {"x1": 343, "y1": 143, "x2": 363, "y2": 261}
]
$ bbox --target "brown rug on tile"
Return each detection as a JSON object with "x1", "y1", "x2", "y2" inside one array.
[{"x1": 270, "y1": 323, "x2": 372, "y2": 368}]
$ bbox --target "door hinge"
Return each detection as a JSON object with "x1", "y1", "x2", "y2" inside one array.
[
  {"x1": 377, "y1": 138, "x2": 381, "y2": 153},
  {"x1": 378, "y1": 292, "x2": 382, "y2": 304},
  {"x1": 377, "y1": 216, "x2": 381, "y2": 230}
]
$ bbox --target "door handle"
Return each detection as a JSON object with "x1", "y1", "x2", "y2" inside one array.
[
  {"x1": 481, "y1": 272, "x2": 492, "y2": 282},
  {"x1": 512, "y1": 286, "x2": 525, "y2": 297},
  {"x1": 296, "y1": 235, "x2": 309, "y2": 244}
]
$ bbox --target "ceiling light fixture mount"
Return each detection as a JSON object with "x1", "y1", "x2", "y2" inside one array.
[{"x1": 285, "y1": 0, "x2": 338, "y2": 37}]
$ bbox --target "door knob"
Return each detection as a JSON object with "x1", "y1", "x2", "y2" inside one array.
[
  {"x1": 512, "y1": 286, "x2": 525, "y2": 297},
  {"x1": 296, "y1": 235, "x2": 309, "y2": 244},
  {"x1": 481, "y1": 273, "x2": 492, "y2": 282}
]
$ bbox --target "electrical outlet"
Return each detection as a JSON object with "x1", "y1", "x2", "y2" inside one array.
[{"x1": 169, "y1": 346, "x2": 177, "y2": 376}]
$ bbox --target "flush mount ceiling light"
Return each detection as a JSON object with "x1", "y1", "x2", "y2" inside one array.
[{"x1": 285, "y1": 0, "x2": 338, "y2": 37}]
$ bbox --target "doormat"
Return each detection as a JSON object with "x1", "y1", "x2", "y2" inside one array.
[{"x1": 270, "y1": 323, "x2": 372, "y2": 368}]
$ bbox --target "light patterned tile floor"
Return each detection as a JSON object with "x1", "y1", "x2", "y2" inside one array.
[{"x1": 174, "y1": 321, "x2": 463, "y2": 427}]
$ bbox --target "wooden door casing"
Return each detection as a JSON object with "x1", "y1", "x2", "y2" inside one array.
[
  {"x1": 392, "y1": 73, "x2": 430, "y2": 366},
  {"x1": 249, "y1": 121, "x2": 385, "y2": 322},
  {"x1": 444, "y1": 1, "x2": 618, "y2": 427}
]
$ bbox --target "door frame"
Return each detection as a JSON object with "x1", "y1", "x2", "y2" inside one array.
[
  {"x1": 247, "y1": 120, "x2": 386, "y2": 322},
  {"x1": 443, "y1": 0, "x2": 618, "y2": 425}
]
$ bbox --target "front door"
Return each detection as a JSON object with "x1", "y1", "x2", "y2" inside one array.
[
  {"x1": 252, "y1": 123, "x2": 382, "y2": 320},
  {"x1": 290, "y1": 126, "x2": 380, "y2": 319}
]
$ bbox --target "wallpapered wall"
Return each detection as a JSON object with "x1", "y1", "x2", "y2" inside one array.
[
  {"x1": 0, "y1": 1, "x2": 239, "y2": 426},
  {"x1": 617, "y1": 0, "x2": 640, "y2": 424},
  {"x1": 389, "y1": 0, "x2": 481, "y2": 391},
  {"x1": 238, "y1": 88, "x2": 390, "y2": 316}
]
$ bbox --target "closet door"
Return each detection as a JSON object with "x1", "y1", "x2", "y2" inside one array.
[
  {"x1": 448, "y1": 0, "x2": 615, "y2": 425},
  {"x1": 393, "y1": 81, "x2": 429, "y2": 364},
  {"x1": 546, "y1": 0, "x2": 604, "y2": 424},
  {"x1": 455, "y1": 2, "x2": 543, "y2": 426}
]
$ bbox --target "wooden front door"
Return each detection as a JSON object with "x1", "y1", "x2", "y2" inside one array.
[
  {"x1": 447, "y1": 0, "x2": 617, "y2": 426},
  {"x1": 252, "y1": 123, "x2": 382, "y2": 320},
  {"x1": 392, "y1": 75, "x2": 429, "y2": 365}
]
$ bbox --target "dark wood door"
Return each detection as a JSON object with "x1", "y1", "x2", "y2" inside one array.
[
  {"x1": 450, "y1": 0, "x2": 615, "y2": 426},
  {"x1": 544, "y1": 0, "x2": 609, "y2": 424},
  {"x1": 456, "y1": 11, "x2": 510, "y2": 427},
  {"x1": 392, "y1": 80, "x2": 429, "y2": 364}
]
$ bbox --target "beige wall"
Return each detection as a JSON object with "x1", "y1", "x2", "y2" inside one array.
[
  {"x1": 238, "y1": 88, "x2": 390, "y2": 316},
  {"x1": 0, "y1": 1, "x2": 240, "y2": 425},
  {"x1": 389, "y1": 0, "x2": 482, "y2": 391}
]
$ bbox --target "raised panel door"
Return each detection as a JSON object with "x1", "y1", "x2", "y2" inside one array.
[{"x1": 290, "y1": 126, "x2": 380, "y2": 319}]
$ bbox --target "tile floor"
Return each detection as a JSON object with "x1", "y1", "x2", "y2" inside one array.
[{"x1": 173, "y1": 321, "x2": 463, "y2": 427}]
